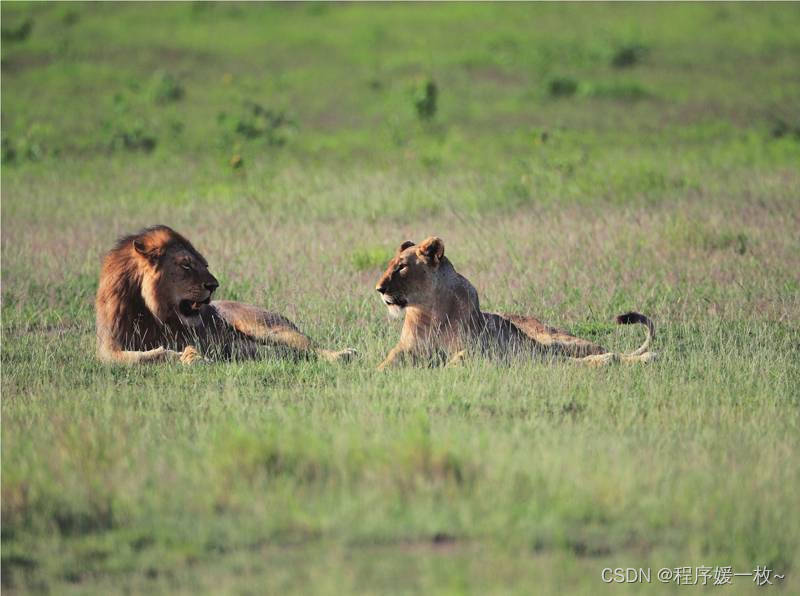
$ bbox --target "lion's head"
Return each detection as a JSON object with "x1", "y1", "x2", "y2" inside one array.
[
  {"x1": 107, "y1": 225, "x2": 219, "y2": 327},
  {"x1": 375, "y1": 236, "x2": 446, "y2": 318}
]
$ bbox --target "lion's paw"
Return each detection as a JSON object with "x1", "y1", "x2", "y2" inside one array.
[
  {"x1": 445, "y1": 350, "x2": 469, "y2": 367},
  {"x1": 180, "y1": 345, "x2": 205, "y2": 365}
]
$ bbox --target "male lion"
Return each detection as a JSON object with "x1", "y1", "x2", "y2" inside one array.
[
  {"x1": 375, "y1": 236, "x2": 656, "y2": 369},
  {"x1": 95, "y1": 225, "x2": 355, "y2": 364}
]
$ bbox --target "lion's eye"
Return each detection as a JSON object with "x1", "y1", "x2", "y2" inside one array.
[
  {"x1": 181, "y1": 264, "x2": 192, "y2": 271},
  {"x1": 397, "y1": 264, "x2": 408, "y2": 272}
]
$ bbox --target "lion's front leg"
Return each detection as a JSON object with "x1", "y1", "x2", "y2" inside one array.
[
  {"x1": 377, "y1": 345, "x2": 413, "y2": 370},
  {"x1": 266, "y1": 327, "x2": 356, "y2": 362},
  {"x1": 259, "y1": 326, "x2": 316, "y2": 352},
  {"x1": 100, "y1": 345, "x2": 202, "y2": 365},
  {"x1": 211, "y1": 300, "x2": 355, "y2": 363}
]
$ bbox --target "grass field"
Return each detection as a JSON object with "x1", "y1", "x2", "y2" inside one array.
[{"x1": 2, "y1": 2, "x2": 800, "y2": 594}]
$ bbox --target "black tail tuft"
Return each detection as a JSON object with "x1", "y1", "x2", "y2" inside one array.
[
  {"x1": 615, "y1": 311, "x2": 647, "y2": 326},
  {"x1": 614, "y1": 311, "x2": 655, "y2": 356}
]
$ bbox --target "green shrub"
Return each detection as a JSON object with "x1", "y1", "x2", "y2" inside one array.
[
  {"x1": 548, "y1": 77, "x2": 578, "y2": 98},
  {"x1": 149, "y1": 71, "x2": 184, "y2": 104},
  {"x1": 770, "y1": 117, "x2": 800, "y2": 140},
  {"x1": 218, "y1": 101, "x2": 296, "y2": 146},
  {"x1": 2, "y1": 137, "x2": 16, "y2": 164},
  {"x1": 611, "y1": 44, "x2": 647, "y2": 68},
  {"x1": 108, "y1": 126, "x2": 157, "y2": 152},
  {"x1": 414, "y1": 80, "x2": 438, "y2": 120},
  {"x1": 1, "y1": 19, "x2": 33, "y2": 43}
]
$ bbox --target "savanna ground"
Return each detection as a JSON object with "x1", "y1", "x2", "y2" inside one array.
[{"x1": 2, "y1": 2, "x2": 799, "y2": 594}]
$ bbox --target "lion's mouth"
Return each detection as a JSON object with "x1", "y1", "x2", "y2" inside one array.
[
  {"x1": 383, "y1": 296, "x2": 407, "y2": 309},
  {"x1": 179, "y1": 296, "x2": 211, "y2": 317}
]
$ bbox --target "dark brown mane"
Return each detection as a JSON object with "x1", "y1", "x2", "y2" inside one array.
[
  {"x1": 111, "y1": 225, "x2": 207, "y2": 266},
  {"x1": 96, "y1": 225, "x2": 203, "y2": 356}
]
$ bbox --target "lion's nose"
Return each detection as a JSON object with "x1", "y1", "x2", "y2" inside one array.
[
  {"x1": 205, "y1": 280, "x2": 219, "y2": 293},
  {"x1": 376, "y1": 284, "x2": 387, "y2": 294}
]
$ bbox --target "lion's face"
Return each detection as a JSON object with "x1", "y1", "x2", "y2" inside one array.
[
  {"x1": 375, "y1": 237, "x2": 445, "y2": 318},
  {"x1": 161, "y1": 247, "x2": 219, "y2": 325},
  {"x1": 134, "y1": 232, "x2": 219, "y2": 327}
]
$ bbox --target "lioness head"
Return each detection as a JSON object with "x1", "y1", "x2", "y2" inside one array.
[
  {"x1": 130, "y1": 225, "x2": 219, "y2": 326},
  {"x1": 375, "y1": 236, "x2": 445, "y2": 318}
]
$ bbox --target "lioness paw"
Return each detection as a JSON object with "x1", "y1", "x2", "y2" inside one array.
[
  {"x1": 576, "y1": 353, "x2": 619, "y2": 367},
  {"x1": 637, "y1": 351, "x2": 659, "y2": 363},
  {"x1": 320, "y1": 348, "x2": 358, "y2": 364}
]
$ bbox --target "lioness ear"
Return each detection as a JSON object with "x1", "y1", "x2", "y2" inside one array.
[
  {"x1": 398, "y1": 240, "x2": 415, "y2": 253},
  {"x1": 416, "y1": 236, "x2": 444, "y2": 265}
]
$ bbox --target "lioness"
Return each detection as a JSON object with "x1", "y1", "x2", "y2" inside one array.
[
  {"x1": 375, "y1": 236, "x2": 656, "y2": 369},
  {"x1": 95, "y1": 225, "x2": 355, "y2": 364}
]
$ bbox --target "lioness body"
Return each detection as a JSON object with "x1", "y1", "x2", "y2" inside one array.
[
  {"x1": 375, "y1": 237, "x2": 656, "y2": 368},
  {"x1": 95, "y1": 225, "x2": 353, "y2": 364}
]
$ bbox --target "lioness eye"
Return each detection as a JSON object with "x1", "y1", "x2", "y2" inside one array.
[
  {"x1": 181, "y1": 264, "x2": 191, "y2": 271},
  {"x1": 397, "y1": 264, "x2": 407, "y2": 272}
]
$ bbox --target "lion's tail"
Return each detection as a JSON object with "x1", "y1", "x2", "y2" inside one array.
[{"x1": 615, "y1": 311, "x2": 655, "y2": 357}]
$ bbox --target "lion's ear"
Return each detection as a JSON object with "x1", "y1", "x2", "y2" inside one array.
[
  {"x1": 398, "y1": 240, "x2": 415, "y2": 253},
  {"x1": 416, "y1": 236, "x2": 444, "y2": 265},
  {"x1": 133, "y1": 240, "x2": 163, "y2": 263}
]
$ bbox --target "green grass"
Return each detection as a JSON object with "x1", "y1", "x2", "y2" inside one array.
[{"x1": 2, "y1": 2, "x2": 800, "y2": 594}]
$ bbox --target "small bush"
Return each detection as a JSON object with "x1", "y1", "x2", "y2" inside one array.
[
  {"x1": 62, "y1": 11, "x2": 80, "y2": 26},
  {"x1": 1, "y1": 123, "x2": 54, "y2": 163},
  {"x1": 1, "y1": 19, "x2": 33, "y2": 43},
  {"x1": 219, "y1": 101, "x2": 295, "y2": 146},
  {"x1": 414, "y1": 80, "x2": 438, "y2": 120},
  {"x1": 2, "y1": 137, "x2": 17, "y2": 164},
  {"x1": 150, "y1": 71, "x2": 184, "y2": 104},
  {"x1": 770, "y1": 118, "x2": 800, "y2": 140},
  {"x1": 109, "y1": 126, "x2": 157, "y2": 152},
  {"x1": 706, "y1": 231, "x2": 748, "y2": 255},
  {"x1": 548, "y1": 77, "x2": 578, "y2": 98},
  {"x1": 105, "y1": 115, "x2": 156, "y2": 153},
  {"x1": 103, "y1": 86, "x2": 159, "y2": 152},
  {"x1": 168, "y1": 119, "x2": 184, "y2": 136},
  {"x1": 611, "y1": 44, "x2": 647, "y2": 68}
]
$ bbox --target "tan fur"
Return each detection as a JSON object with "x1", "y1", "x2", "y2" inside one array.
[
  {"x1": 95, "y1": 225, "x2": 355, "y2": 365},
  {"x1": 375, "y1": 237, "x2": 657, "y2": 369}
]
